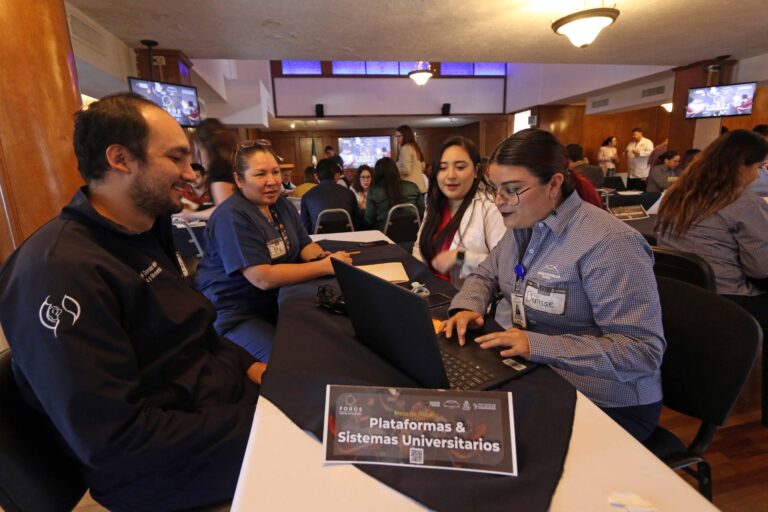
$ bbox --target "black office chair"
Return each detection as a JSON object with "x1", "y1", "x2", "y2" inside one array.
[
  {"x1": 383, "y1": 203, "x2": 421, "y2": 244},
  {"x1": 644, "y1": 277, "x2": 762, "y2": 500},
  {"x1": 652, "y1": 246, "x2": 716, "y2": 292},
  {"x1": 0, "y1": 350, "x2": 88, "y2": 512},
  {"x1": 172, "y1": 219, "x2": 206, "y2": 283},
  {"x1": 314, "y1": 208, "x2": 354, "y2": 234}
]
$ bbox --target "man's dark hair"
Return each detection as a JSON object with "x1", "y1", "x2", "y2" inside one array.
[
  {"x1": 565, "y1": 144, "x2": 585, "y2": 162},
  {"x1": 754, "y1": 124, "x2": 768, "y2": 137},
  {"x1": 324, "y1": 145, "x2": 334, "y2": 153},
  {"x1": 315, "y1": 158, "x2": 340, "y2": 181},
  {"x1": 631, "y1": 127, "x2": 643, "y2": 134},
  {"x1": 73, "y1": 92, "x2": 159, "y2": 183}
]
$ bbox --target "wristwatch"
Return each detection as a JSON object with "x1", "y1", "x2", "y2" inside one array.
[{"x1": 454, "y1": 249, "x2": 465, "y2": 267}]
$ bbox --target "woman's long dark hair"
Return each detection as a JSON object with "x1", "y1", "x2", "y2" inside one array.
[
  {"x1": 489, "y1": 128, "x2": 574, "y2": 197},
  {"x1": 351, "y1": 165, "x2": 369, "y2": 194},
  {"x1": 601, "y1": 136, "x2": 615, "y2": 147},
  {"x1": 396, "y1": 125, "x2": 424, "y2": 162},
  {"x1": 419, "y1": 136, "x2": 483, "y2": 264},
  {"x1": 373, "y1": 158, "x2": 402, "y2": 204},
  {"x1": 656, "y1": 129, "x2": 768, "y2": 237}
]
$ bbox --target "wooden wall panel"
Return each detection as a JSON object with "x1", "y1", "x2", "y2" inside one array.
[
  {"x1": 535, "y1": 105, "x2": 585, "y2": 148},
  {"x1": 722, "y1": 86, "x2": 768, "y2": 132},
  {"x1": 582, "y1": 106, "x2": 671, "y2": 173},
  {"x1": 479, "y1": 116, "x2": 509, "y2": 158},
  {"x1": 135, "y1": 49, "x2": 193, "y2": 85},
  {"x1": 0, "y1": 0, "x2": 82, "y2": 262}
]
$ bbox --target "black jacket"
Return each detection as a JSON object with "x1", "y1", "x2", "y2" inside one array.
[{"x1": 300, "y1": 180, "x2": 363, "y2": 233}]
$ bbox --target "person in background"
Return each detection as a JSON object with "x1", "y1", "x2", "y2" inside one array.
[
  {"x1": 625, "y1": 128, "x2": 654, "y2": 190},
  {"x1": 395, "y1": 124, "x2": 427, "y2": 193},
  {"x1": 413, "y1": 136, "x2": 510, "y2": 326},
  {"x1": 352, "y1": 164, "x2": 372, "y2": 210},
  {"x1": 656, "y1": 129, "x2": 768, "y2": 333},
  {"x1": 0, "y1": 93, "x2": 263, "y2": 512},
  {"x1": 645, "y1": 138, "x2": 669, "y2": 177},
  {"x1": 291, "y1": 166, "x2": 318, "y2": 198},
  {"x1": 281, "y1": 166, "x2": 296, "y2": 196},
  {"x1": 182, "y1": 163, "x2": 213, "y2": 211},
  {"x1": 679, "y1": 148, "x2": 701, "y2": 171},
  {"x1": 324, "y1": 145, "x2": 344, "y2": 170},
  {"x1": 646, "y1": 150, "x2": 681, "y2": 193},
  {"x1": 748, "y1": 124, "x2": 768, "y2": 197},
  {"x1": 339, "y1": 166, "x2": 356, "y2": 189},
  {"x1": 565, "y1": 143, "x2": 604, "y2": 188},
  {"x1": 441, "y1": 128, "x2": 665, "y2": 442},
  {"x1": 195, "y1": 118, "x2": 238, "y2": 204},
  {"x1": 365, "y1": 157, "x2": 424, "y2": 231},
  {"x1": 597, "y1": 136, "x2": 619, "y2": 176},
  {"x1": 300, "y1": 158, "x2": 362, "y2": 233},
  {"x1": 195, "y1": 143, "x2": 352, "y2": 361}
]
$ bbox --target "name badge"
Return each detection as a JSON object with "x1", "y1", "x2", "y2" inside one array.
[
  {"x1": 267, "y1": 238, "x2": 287, "y2": 260},
  {"x1": 511, "y1": 294, "x2": 527, "y2": 329},
  {"x1": 524, "y1": 280, "x2": 566, "y2": 316},
  {"x1": 667, "y1": 176, "x2": 678, "y2": 183}
]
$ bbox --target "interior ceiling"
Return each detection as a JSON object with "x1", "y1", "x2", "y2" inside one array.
[
  {"x1": 69, "y1": 0, "x2": 768, "y2": 65},
  {"x1": 266, "y1": 115, "x2": 479, "y2": 132}
]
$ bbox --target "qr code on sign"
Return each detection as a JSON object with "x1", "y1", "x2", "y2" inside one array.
[{"x1": 409, "y1": 447, "x2": 424, "y2": 465}]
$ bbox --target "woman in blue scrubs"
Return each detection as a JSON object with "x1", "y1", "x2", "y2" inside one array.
[{"x1": 195, "y1": 142, "x2": 352, "y2": 361}]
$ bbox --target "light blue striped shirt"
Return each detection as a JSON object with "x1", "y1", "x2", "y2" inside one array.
[{"x1": 450, "y1": 191, "x2": 665, "y2": 408}]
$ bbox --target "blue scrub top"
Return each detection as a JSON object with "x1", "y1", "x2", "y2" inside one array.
[{"x1": 195, "y1": 191, "x2": 312, "y2": 333}]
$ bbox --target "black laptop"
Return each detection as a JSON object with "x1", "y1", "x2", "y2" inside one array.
[{"x1": 332, "y1": 259, "x2": 535, "y2": 390}]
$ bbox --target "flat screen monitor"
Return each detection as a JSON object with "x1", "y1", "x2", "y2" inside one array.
[
  {"x1": 128, "y1": 77, "x2": 200, "y2": 127},
  {"x1": 337, "y1": 136, "x2": 392, "y2": 168},
  {"x1": 685, "y1": 82, "x2": 756, "y2": 119}
]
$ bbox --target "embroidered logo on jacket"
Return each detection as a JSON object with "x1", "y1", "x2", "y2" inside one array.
[{"x1": 39, "y1": 295, "x2": 81, "y2": 337}]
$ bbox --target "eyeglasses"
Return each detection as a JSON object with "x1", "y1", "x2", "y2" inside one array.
[
  {"x1": 482, "y1": 183, "x2": 534, "y2": 206},
  {"x1": 234, "y1": 139, "x2": 284, "y2": 163}
]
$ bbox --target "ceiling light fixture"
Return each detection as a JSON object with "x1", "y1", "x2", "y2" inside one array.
[
  {"x1": 408, "y1": 61, "x2": 434, "y2": 86},
  {"x1": 661, "y1": 103, "x2": 673, "y2": 113},
  {"x1": 551, "y1": 6, "x2": 620, "y2": 48}
]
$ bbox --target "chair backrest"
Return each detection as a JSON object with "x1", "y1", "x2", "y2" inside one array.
[
  {"x1": 603, "y1": 176, "x2": 626, "y2": 191},
  {"x1": 172, "y1": 220, "x2": 206, "y2": 283},
  {"x1": 656, "y1": 276, "x2": 761, "y2": 428},
  {"x1": 652, "y1": 246, "x2": 716, "y2": 292},
  {"x1": 0, "y1": 350, "x2": 87, "y2": 512},
  {"x1": 383, "y1": 203, "x2": 421, "y2": 243},
  {"x1": 315, "y1": 208, "x2": 354, "y2": 234}
]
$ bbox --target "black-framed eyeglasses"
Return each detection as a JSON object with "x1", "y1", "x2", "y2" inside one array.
[{"x1": 482, "y1": 183, "x2": 534, "y2": 205}]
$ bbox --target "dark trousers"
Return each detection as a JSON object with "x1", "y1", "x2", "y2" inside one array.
[{"x1": 602, "y1": 401, "x2": 662, "y2": 442}]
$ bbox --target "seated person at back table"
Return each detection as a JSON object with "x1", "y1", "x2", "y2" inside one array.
[
  {"x1": 646, "y1": 150, "x2": 681, "y2": 193},
  {"x1": 442, "y1": 128, "x2": 666, "y2": 442},
  {"x1": 656, "y1": 129, "x2": 768, "y2": 333},
  {"x1": 292, "y1": 165, "x2": 318, "y2": 198},
  {"x1": 281, "y1": 165, "x2": 296, "y2": 196},
  {"x1": 365, "y1": 157, "x2": 425, "y2": 231},
  {"x1": 566, "y1": 143, "x2": 604, "y2": 188},
  {"x1": 0, "y1": 93, "x2": 264, "y2": 512},
  {"x1": 413, "y1": 135, "x2": 510, "y2": 327},
  {"x1": 195, "y1": 143, "x2": 352, "y2": 361},
  {"x1": 300, "y1": 157, "x2": 362, "y2": 233}
]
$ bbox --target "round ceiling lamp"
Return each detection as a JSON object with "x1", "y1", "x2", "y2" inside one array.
[
  {"x1": 408, "y1": 61, "x2": 434, "y2": 86},
  {"x1": 551, "y1": 7, "x2": 620, "y2": 48}
]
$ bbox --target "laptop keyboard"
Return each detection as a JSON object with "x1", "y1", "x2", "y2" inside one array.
[{"x1": 440, "y1": 350, "x2": 494, "y2": 390}]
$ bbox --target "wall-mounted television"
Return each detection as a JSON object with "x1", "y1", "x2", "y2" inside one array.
[
  {"x1": 128, "y1": 77, "x2": 200, "y2": 127},
  {"x1": 337, "y1": 136, "x2": 392, "y2": 168},
  {"x1": 685, "y1": 82, "x2": 756, "y2": 119}
]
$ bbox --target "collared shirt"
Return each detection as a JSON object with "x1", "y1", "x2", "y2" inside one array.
[
  {"x1": 625, "y1": 137, "x2": 654, "y2": 178},
  {"x1": 749, "y1": 165, "x2": 768, "y2": 197},
  {"x1": 646, "y1": 164, "x2": 681, "y2": 193},
  {"x1": 656, "y1": 190, "x2": 768, "y2": 296},
  {"x1": 450, "y1": 191, "x2": 665, "y2": 408}
]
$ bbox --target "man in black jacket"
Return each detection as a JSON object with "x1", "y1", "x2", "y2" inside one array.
[
  {"x1": 0, "y1": 93, "x2": 263, "y2": 512},
  {"x1": 300, "y1": 157, "x2": 362, "y2": 233}
]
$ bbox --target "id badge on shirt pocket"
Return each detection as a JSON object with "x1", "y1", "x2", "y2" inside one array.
[
  {"x1": 524, "y1": 279, "x2": 566, "y2": 315},
  {"x1": 511, "y1": 294, "x2": 527, "y2": 329},
  {"x1": 267, "y1": 237, "x2": 287, "y2": 260}
]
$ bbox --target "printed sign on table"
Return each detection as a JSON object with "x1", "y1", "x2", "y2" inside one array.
[{"x1": 323, "y1": 385, "x2": 517, "y2": 476}]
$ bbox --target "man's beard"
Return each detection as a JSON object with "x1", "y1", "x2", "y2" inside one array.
[{"x1": 129, "y1": 167, "x2": 182, "y2": 219}]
